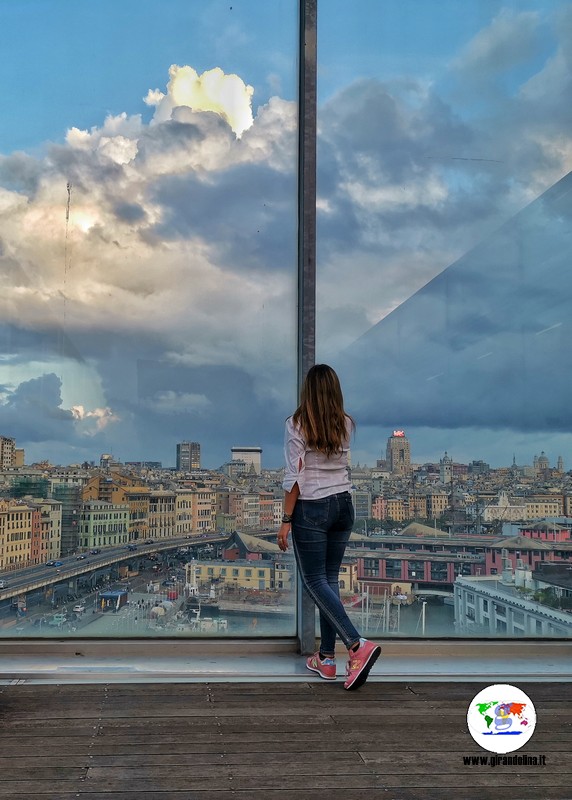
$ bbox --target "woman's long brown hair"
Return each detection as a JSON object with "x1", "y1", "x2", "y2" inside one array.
[{"x1": 292, "y1": 364, "x2": 354, "y2": 456}]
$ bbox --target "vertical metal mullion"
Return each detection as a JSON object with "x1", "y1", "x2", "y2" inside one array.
[{"x1": 297, "y1": 0, "x2": 317, "y2": 655}]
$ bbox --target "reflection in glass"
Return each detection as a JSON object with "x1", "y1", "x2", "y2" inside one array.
[
  {"x1": 318, "y1": 1, "x2": 572, "y2": 637},
  {"x1": 0, "y1": 1, "x2": 298, "y2": 638}
]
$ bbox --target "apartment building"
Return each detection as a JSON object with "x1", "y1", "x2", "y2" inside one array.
[
  {"x1": 176, "y1": 441, "x2": 201, "y2": 471},
  {"x1": 0, "y1": 437, "x2": 16, "y2": 470},
  {"x1": 0, "y1": 500, "x2": 35, "y2": 569},
  {"x1": 79, "y1": 501, "x2": 129, "y2": 549},
  {"x1": 148, "y1": 490, "x2": 176, "y2": 540}
]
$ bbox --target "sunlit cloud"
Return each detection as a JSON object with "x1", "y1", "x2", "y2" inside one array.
[
  {"x1": 144, "y1": 64, "x2": 254, "y2": 137},
  {"x1": 71, "y1": 404, "x2": 120, "y2": 434}
]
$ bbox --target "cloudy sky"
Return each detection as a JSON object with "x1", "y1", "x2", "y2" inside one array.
[{"x1": 1, "y1": 0, "x2": 571, "y2": 470}]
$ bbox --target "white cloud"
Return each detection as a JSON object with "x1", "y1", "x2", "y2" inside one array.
[
  {"x1": 342, "y1": 173, "x2": 448, "y2": 214},
  {"x1": 144, "y1": 64, "x2": 254, "y2": 137},
  {"x1": 0, "y1": 64, "x2": 297, "y2": 383},
  {"x1": 453, "y1": 9, "x2": 541, "y2": 76},
  {"x1": 70, "y1": 404, "x2": 120, "y2": 434}
]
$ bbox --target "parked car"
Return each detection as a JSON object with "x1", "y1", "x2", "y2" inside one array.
[{"x1": 73, "y1": 604, "x2": 86, "y2": 614}]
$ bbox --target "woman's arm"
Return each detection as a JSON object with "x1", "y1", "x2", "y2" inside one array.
[
  {"x1": 277, "y1": 481, "x2": 300, "y2": 551},
  {"x1": 280, "y1": 418, "x2": 304, "y2": 551}
]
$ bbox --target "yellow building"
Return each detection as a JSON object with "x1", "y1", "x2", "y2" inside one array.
[
  {"x1": 175, "y1": 488, "x2": 194, "y2": 538},
  {"x1": 186, "y1": 559, "x2": 283, "y2": 592},
  {"x1": 525, "y1": 499, "x2": 562, "y2": 520},
  {"x1": 410, "y1": 494, "x2": 428, "y2": 518},
  {"x1": 0, "y1": 499, "x2": 34, "y2": 569},
  {"x1": 122, "y1": 488, "x2": 150, "y2": 542},
  {"x1": 148, "y1": 490, "x2": 176, "y2": 539},
  {"x1": 386, "y1": 497, "x2": 408, "y2": 522},
  {"x1": 241, "y1": 492, "x2": 260, "y2": 529},
  {"x1": 426, "y1": 490, "x2": 449, "y2": 519},
  {"x1": 186, "y1": 557, "x2": 297, "y2": 593},
  {"x1": 339, "y1": 560, "x2": 358, "y2": 594},
  {"x1": 190, "y1": 488, "x2": 216, "y2": 533}
]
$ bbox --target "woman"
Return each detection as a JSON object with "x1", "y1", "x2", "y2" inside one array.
[{"x1": 278, "y1": 364, "x2": 381, "y2": 690}]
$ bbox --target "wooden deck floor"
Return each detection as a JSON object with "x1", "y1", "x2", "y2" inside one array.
[{"x1": 0, "y1": 680, "x2": 570, "y2": 799}]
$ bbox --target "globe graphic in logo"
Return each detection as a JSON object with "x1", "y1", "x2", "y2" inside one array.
[{"x1": 467, "y1": 684, "x2": 536, "y2": 754}]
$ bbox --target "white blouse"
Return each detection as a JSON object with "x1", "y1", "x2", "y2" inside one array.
[{"x1": 282, "y1": 415, "x2": 352, "y2": 500}]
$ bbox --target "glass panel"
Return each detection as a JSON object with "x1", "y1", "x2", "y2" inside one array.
[
  {"x1": 318, "y1": 0, "x2": 572, "y2": 637},
  {"x1": 0, "y1": 0, "x2": 298, "y2": 638}
]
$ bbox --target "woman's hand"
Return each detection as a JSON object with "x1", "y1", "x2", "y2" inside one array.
[{"x1": 277, "y1": 521, "x2": 290, "y2": 551}]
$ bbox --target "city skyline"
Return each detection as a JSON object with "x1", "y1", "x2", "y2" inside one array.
[{"x1": 0, "y1": 428, "x2": 567, "y2": 474}]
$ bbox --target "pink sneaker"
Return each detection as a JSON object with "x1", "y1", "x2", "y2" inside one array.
[
  {"x1": 306, "y1": 652, "x2": 337, "y2": 681},
  {"x1": 344, "y1": 638, "x2": 381, "y2": 690}
]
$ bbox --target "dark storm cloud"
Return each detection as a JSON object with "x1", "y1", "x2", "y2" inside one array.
[
  {"x1": 0, "y1": 152, "x2": 41, "y2": 194},
  {"x1": 320, "y1": 78, "x2": 473, "y2": 182},
  {"x1": 316, "y1": 53, "x2": 572, "y2": 270},
  {"x1": 339, "y1": 171, "x2": 572, "y2": 435},
  {"x1": 0, "y1": 324, "x2": 85, "y2": 364},
  {"x1": 0, "y1": 373, "x2": 73, "y2": 442},
  {"x1": 112, "y1": 201, "x2": 147, "y2": 223},
  {"x1": 46, "y1": 142, "x2": 126, "y2": 193},
  {"x1": 135, "y1": 108, "x2": 233, "y2": 165},
  {"x1": 149, "y1": 163, "x2": 296, "y2": 271},
  {"x1": 314, "y1": 77, "x2": 505, "y2": 263},
  {"x1": 126, "y1": 360, "x2": 290, "y2": 468}
]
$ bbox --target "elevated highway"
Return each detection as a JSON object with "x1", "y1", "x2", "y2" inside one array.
[{"x1": 0, "y1": 534, "x2": 230, "y2": 603}]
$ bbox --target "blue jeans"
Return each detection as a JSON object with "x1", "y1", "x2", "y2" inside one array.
[{"x1": 291, "y1": 491, "x2": 361, "y2": 654}]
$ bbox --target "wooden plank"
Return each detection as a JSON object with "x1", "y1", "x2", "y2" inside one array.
[
  {"x1": 0, "y1": 750, "x2": 364, "y2": 769},
  {"x1": 8, "y1": 773, "x2": 565, "y2": 791},
  {"x1": 0, "y1": 794, "x2": 237, "y2": 800},
  {"x1": 0, "y1": 783, "x2": 83, "y2": 797},
  {"x1": 6, "y1": 792, "x2": 572, "y2": 800},
  {"x1": 94, "y1": 751, "x2": 364, "y2": 768},
  {"x1": 0, "y1": 767, "x2": 86, "y2": 781},
  {"x1": 0, "y1": 721, "x2": 100, "y2": 734},
  {"x1": 1, "y1": 739, "x2": 567, "y2": 761},
  {"x1": 0, "y1": 680, "x2": 570, "y2": 800},
  {"x1": 0, "y1": 756, "x2": 92, "y2": 769},
  {"x1": 85, "y1": 762, "x2": 375, "y2": 781},
  {"x1": 72, "y1": 775, "x2": 386, "y2": 792},
  {"x1": 406, "y1": 683, "x2": 572, "y2": 700}
]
